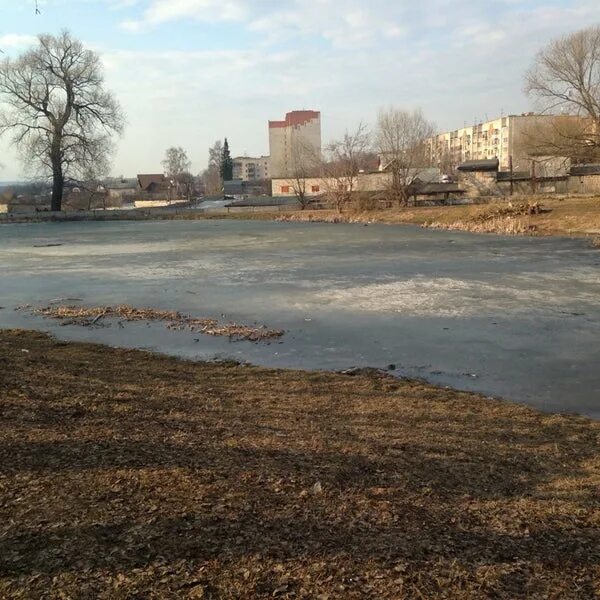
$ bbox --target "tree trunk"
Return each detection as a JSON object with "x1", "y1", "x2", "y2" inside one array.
[
  {"x1": 50, "y1": 142, "x2": 63, "y2": 212},
  {"x1": 51, "y1": 167, "x2": 64, "y2": 211}
]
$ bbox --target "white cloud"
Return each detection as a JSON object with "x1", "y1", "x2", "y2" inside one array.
[
  {"x1": 120, "y1": 0, "x2": 246, "y2": 30},
  {"x1": 246, "y1": 1, "x2": 410, "y2": 48},
  {"x1": 0, "y1": 34, "x2": 37, "y2": 49},
  {"x1": 119, "y1": 0, "x2": 408, "y2": 46},
  {"x1": 2, "y1": 0, "x2": 600, "y2": 180}
]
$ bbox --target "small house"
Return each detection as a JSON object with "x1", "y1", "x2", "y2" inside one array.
[{"x1": 137, "y1": 174, "x2": 170, "y2": 194}]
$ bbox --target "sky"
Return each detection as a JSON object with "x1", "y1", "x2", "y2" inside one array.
[{"x1": 0, "y1": 0, "x2": 598, "y2": 180}]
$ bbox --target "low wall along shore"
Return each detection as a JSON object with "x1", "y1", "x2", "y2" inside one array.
[{"x1": 0, "y1": 203, "x2": 296, "y2": 224}]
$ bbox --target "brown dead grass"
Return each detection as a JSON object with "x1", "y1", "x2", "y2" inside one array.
[
  {"x1": 267, "y1": 196, "x2": 600, "y2": 238},
  {"x1": 29, "y1": 304, "x2": 284, "y2": 342},
  {"x1": 1, "y1": 329, "x2": 599, "y2": 599}
]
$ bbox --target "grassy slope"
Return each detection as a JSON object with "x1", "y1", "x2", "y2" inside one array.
[
  {"x1": 203, "y1": 196, "x2": 600, "y2": 238},
  {"x1": 1, "y1": 330, "x2": 599, "y2": 599}
]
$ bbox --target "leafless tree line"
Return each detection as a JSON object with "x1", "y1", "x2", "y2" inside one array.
[
  {"x1": 2, "y1": 24, "x2": 599, "y2": 213},
  {"x1": 285, "y1": 109, "x2": 435, "y2": 212}
]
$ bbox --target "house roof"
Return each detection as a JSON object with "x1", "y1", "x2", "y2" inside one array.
[
  {"x1": 417, "y1": 182, "x2": 464, "y2": 194},
  {"x1": 457, "y1": 159, "x2": 499, "y2": 172},
  {"x1": 106, "y1": 181, "x2": 138, "y2": 190},
  {"x1": 378, "y1": 163, "x2": 441, "y2": 183},
  {"x1": 496, "y1": 171, "x2": 531, "y2": 182},
  {"x1": 570, "y1": 164, "x2": 600, "y2": 176},
  {"x1": 138, "y1": 174, "x2": 166, "y2": 190},
  {"x1": 224, "y1": 179, "x2": 244, "y2": 189}
]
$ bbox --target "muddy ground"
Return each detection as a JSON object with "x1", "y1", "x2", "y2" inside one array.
[{"x1": 0, "y1": 329, "x2": 599, "y2": 599}]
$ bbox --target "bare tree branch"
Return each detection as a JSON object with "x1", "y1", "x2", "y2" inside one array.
[
  {"x1": 320, "y1": 123, "x2": 371, "y2": 213},
  {"x1": 162, "y1": 146, "x2": 191, "y2": 201},
  {"x1": 376, "y1": 108, "x2": 435, "y2": 206},
  {"x1": 525, "y1": 26, "x2": 600, "y2": 161}
]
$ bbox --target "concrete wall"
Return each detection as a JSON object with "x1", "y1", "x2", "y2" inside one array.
[
  {"x1": 0, "y1": 204, "x2": 298, "y2": 224},
  {"x1": 269, "y1": 127, "x2": 287, "y2": 179},
  {"x1": 496, "y1": 179, "x2": 569, "y2": 195},
  {"x1": 457, "y1": 171, "x2": 502, "y2": 198},
  {"x1": 273, "y1": 170, "x2": 441, "y2": 196},
  {"x1": 271, "y1": 178, "x2": 326, "y2": 197},
  {"x1": 356, "y1": 172, "x2": 390, "y2": 192}
]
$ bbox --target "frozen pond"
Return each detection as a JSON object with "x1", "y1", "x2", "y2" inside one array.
[{"x1": 1, "y1": 219, "x2": 599, "y2": 417}]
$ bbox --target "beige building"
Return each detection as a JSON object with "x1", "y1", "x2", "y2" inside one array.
[
  {"x1": 272, "y1": 168, "x2": 441, "y2": 197},
  {"x1": 427, "y1": 113, "x2": 580, "y2": 175},
  {"x1": 272, "y1": 177, "x2": 325, "y2": 197},
  {"x1": 269, "y1": 110, "x2": 321, "y2": 178},
  {"x1": 232, "y1": 156, "x2": 270, "y2": 181}
]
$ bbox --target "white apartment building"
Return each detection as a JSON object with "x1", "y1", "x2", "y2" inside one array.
[
  {"x1": 269, "y1": 110, "x2": 321, "y2": 178},
  {"x1": 427, "y1": 113, "x2": 578, "y2": 174},
  {"x1": 232, "y1": 156, "x2": 270, "y2": 181}
]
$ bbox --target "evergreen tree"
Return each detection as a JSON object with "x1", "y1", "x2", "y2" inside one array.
[{"x1": 220, "y1": 138, "x2": 234, "y2": 181}]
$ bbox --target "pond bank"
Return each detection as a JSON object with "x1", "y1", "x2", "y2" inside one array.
[
  {"x1": 271, "y1": 196, "x2": 600, "y2": 240},
  {"x1": 2, "y1": 196, "x2": 599, "y2": 241}
]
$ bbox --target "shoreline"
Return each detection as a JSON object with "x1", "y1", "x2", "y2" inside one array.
[
  {"x1": 1, "y1": 195, "x2": 599, "y2": 241},
  {"x1": 1, "y1": 328, "x2": 599, "y2": 598},
  {"x1": 4, "y1": 317, "x2": 593, "y2": 420}
]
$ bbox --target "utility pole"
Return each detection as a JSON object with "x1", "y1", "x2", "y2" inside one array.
[{"x1": 509, "y1": 155, "x2": 514, "y2": 197}]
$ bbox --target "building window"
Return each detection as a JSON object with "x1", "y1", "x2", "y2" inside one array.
[
  {"x1": 311, "y1": 185, "x2": 320, "y2": 193},
  {"x1": 281, "y1": 185, "x2": 290, "y2": 193}
]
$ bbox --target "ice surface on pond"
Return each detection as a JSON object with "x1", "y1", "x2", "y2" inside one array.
[
  {"x1": 315, "y1": 273, "x2": 600, "y2": 317},
  {"x1": 0, "y1": 219, "x2": 599, "y2": 417}
]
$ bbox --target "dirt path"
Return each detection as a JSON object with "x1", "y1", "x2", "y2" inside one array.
[{"x1": 1, "y1": 329, "x2": 599, "y2": 598}]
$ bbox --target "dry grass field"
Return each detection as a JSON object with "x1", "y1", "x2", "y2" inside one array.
[
  {"x1": 266, "y1": 196, "x2": 600, "y2": 239},
  {"x1": 1, "y1": 330, "x2": 599, "y2": 598}
]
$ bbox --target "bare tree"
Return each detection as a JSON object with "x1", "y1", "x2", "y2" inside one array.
[
  {"x1": 321, "y1": 123, "x2": 370, "y2": 213},
  {"x1": 0, "y1": 31, "x2": 124, "y2": 211},
  {"x1": 376, "y1": 108, "x2": 435, "y2": 206},
  {"x1": 517, "y1": 115, "x2": 598, "y2": 173},
  {"x1": 202, "y1": 140, "x2": 223, "y2": 195},
  {"x1": 287, "y1": 140, "x2": 315, "y2": 210},
  {"x1": 67, "y1": 150, "x2": 111, "y2": 210},
  {"x1": 179, "y1": 171, "x2": 195, "y2": 201},
  {"x1": 77, "y1": 166, "x2": 108, "y2": 210},
  {"x1": 162, "y1": 146, "x2": 191, "y2": 200},
  {"x1": 525, "y1": 26, "x2": 600, "y2": 160}
]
